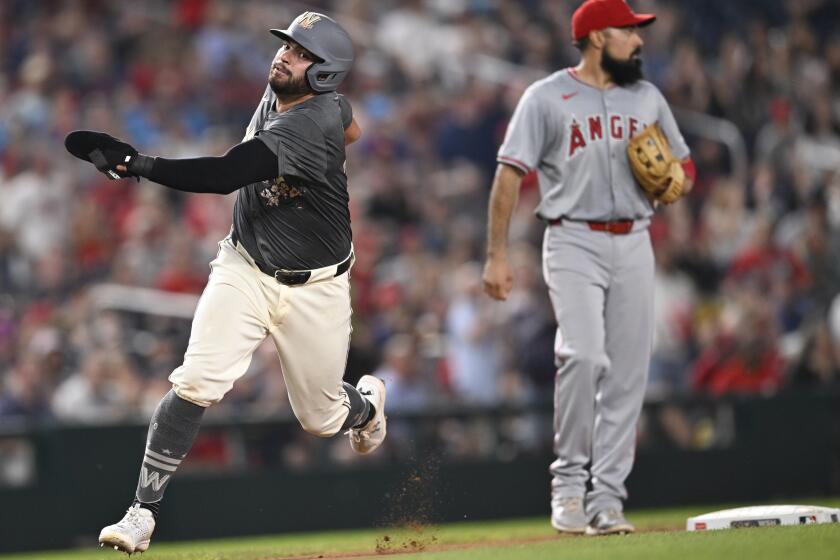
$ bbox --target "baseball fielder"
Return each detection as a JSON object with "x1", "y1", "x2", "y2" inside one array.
[
  {"x1": 66, "y1": 13, "x2": 386, "y2": 554},
  {"x1": 483, "y1": 0, "x2": 696, "y2": 536}
]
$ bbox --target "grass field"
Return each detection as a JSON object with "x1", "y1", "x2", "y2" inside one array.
[{"x1": 4, "y1": 499, "x2": 839, "y2": 560}]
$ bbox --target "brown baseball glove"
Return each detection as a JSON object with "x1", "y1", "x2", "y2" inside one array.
[{"x1": 626, "y1": 123, "x2": 686, "y2": 205}]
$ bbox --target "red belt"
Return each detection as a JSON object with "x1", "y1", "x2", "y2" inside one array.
[{"x1": 548, "y1": 218, "x2": 634, "y2": 235}]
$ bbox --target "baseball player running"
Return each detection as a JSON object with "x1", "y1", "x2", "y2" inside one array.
[
  {"x1": 65, "y1": 13, "x2": 386, "y2": 554},
  {"x1": 483, "y1": 0, "x2": 695, "y2": 536}
]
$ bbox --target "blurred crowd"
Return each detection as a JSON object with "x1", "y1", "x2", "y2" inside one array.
[{"x1": 1, "y1": 0, "x2": 840, "y2": 428}]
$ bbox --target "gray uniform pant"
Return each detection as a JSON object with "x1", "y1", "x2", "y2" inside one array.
[{"x1": 542, "y1": 219, "x2": 654, "y2": 517}]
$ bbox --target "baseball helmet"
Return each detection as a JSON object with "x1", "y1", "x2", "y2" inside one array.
[{"x1": 270, "y1": 12, "x2": 354, "y2": 93}]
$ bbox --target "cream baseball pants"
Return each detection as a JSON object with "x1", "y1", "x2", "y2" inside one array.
[{"x1": 169, "y1": 237, "x2": 354, "y2": 437}]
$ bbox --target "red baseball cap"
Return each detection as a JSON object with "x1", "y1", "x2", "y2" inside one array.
[{"x1": 572, "y1": 0, "x2": 656, "y2": 41}]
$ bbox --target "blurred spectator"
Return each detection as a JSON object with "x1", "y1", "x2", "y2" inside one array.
[
  {"x1": 0, "y1": 355, "x2": 51, "y2": 418},
  {"x1": 51, "y1": 349, "x2": 142, "y2": 423},
  {"x1": 726, "y1": 214, "x2": 810, "y2": 333},
  {"x1": 446, "y1": 261, "x2": 502, "y2": 404},
  {"x1": 691, "y1": 300, "x2": 785, "y2": 396},
  {"x1": 374, "y1": 333, "x2": 435, "y2": 412},
  {"x1": 788, "y1": 320, "x2": 840, "y2": 390},
  {"x1": 499, "y1": 242, "x2": 554, "y2": 392},
  {"x1": 0, "y1": 152, "x2": 71, "y2": 261},
  {"x1": 648, "y1": 211, "x2": 698, "y2": 400}
]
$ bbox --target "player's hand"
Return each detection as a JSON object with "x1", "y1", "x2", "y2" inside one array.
[
  {"x1": 65, "y1": 130, "x2": 139, "y2": 180},
  {"x1": 482, "y1": 256, "x2": 513, "y2": 301}
]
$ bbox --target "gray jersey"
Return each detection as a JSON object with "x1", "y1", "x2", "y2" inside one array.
[
  {"x1": 233, "y1": 87, "x2": 354, "y2": 270},
  {"x1": 498, "y1": 68, "x2": 689, "y2": 221}
]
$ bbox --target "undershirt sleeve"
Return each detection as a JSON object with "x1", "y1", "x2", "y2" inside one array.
[{"x1": 143, "y1": 139, "x2": 278, "y2": 194}]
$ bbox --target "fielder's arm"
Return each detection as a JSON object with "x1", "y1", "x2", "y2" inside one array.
[{"x1": 482, "y1": 163, "x2": 524, "y2": 301}]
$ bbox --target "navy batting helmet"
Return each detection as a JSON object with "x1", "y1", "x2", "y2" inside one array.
[{"x1": 270, "y1": 12, "x2": 354, "y2": 93}]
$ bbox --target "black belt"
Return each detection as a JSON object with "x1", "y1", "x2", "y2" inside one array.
[{"x1": 230, "y1": 231, "x2": 353, "y2": 286}]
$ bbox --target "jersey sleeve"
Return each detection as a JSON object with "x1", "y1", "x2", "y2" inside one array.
[
  {"x1": 336, "y1": 94, "x2": 353, "y2": 130},
  {"x1": 497, "y1": 85, "x2": 549, "y2": 174},
  {"x1": 655, "y1": 89, "x2": 690, "y2": 160},
  {"x1": 256, "y1": 113, "x2": 327, "y2": 181},
  {"x1": 244, "y1": 85, "x2": 273, "y2": 141}
]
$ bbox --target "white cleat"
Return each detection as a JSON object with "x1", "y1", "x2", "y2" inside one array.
[
  {"x1": 348, "y1": 375, "x2": 387, "y2": 454},
  {"x1": 98, "y1": 504, "x2": 155, "y2": 554},
  {"x1": 551, "y1": 497, "x2": 588, "y2": 534},
  {"x1": 585, "y1": 508, "x2": 635, "y2": 536}
]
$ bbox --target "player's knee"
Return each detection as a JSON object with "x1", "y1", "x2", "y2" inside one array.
[
  {"x1": 297, "y1": 412, "x2": 340, "y2": 438},
  {"x1": 170, "y1": 382, "x2": 220, "y2": 408},
  {"x1": 170, "y1": 369, "x2": 227, "y2": 408},
  {"x1": 561, "y1": 350, "x2": 610, "y2": 373}
]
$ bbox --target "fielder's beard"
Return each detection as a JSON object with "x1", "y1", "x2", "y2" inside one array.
[
  {"x1": 601, "y1": 47, "x2": 644, "y2": 86},
  {"x1": 269, "y1": 68, "x2": 311, "y2": 97}
]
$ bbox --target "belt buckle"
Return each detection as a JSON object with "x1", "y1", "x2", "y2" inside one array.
[{"x1": 274, "y1": 269, "x2": 311, "y2": 286}]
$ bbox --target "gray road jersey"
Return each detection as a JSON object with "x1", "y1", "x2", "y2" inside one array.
[
  {"x1": 232, "y1": 88, "x2": 354, "y2": 270},
  {"x1": 498, "y1": 68, "x2": 690, "y2": 221}
]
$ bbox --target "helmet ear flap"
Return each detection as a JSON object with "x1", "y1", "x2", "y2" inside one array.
[
  {"x1": 304, "y1": 60, "x2": 350, "y2": 92},
  {"x1": 315, "y1": 72, "x2": 336, "y2": 85}
]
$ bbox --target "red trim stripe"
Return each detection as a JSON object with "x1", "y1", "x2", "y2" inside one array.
[{"x1": 498, "y1": 156, "x2": 531, "y2": 174}]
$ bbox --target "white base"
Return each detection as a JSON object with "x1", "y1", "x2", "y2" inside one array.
[{"x1": 687, "y1": 505, "x2": 840, "y2": 531}]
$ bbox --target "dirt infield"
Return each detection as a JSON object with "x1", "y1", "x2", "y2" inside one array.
[
  {"x1": 269, "y1": 525, "x2": 683, "y2": 560},
  {"x1": 270, "y1": 534, "x2": 562, "y2": 560},
  {"x1": 268, "y1": 459, "x2": 686, "y2": 560}
]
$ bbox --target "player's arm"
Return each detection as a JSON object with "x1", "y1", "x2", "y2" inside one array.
[
  {"x1": 336, "y1": 92, "x2": 361, "y2": 145},
  {"x1": 119, "y1": 140, "x2": 279, "y2": 195},
  {"x1": 64, "y1": 130, "x2": 278, "y2": 194},
  {"x1": 483, "y1": 84, "x2": 544, "y2": 301},
  {"x1": 482, "y1": 163, "x2": 524, "y2": 301},
  {"x1": 345, "y1": 117, "x2": 362, "y2": 145},
  {"x1": 131, "y1": 115, "x2": 360, "y2": 191},
  {"x1": 654, "y1": 87, "x2": 696, "y2": 200}
]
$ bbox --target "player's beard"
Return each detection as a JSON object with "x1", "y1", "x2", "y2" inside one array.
[
  {"x1": 269, "y1": 69, "x2": 311, "y2": 97},
  {"x1": 601, "y1": 46, "x2": 644, "y2": 86}
]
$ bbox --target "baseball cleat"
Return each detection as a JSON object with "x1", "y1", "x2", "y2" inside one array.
[
  {"x1": 586, "y1": 508, "x2": 635, "y2": 536},
  {"x1": 348, "y1": 375, "x2": 386, "y2": 454},
  {"x1": 551, "y1": 497, "x2": 588, "y2": 534},
  {"x1": 98, "y1": 504, "x2": 155, "y2": 554}
]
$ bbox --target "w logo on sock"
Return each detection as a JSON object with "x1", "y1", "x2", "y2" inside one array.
[{"x1": 139, "y1": 466, "x2": 170, "y2": 492}]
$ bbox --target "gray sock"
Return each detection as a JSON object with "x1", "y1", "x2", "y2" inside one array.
[
  {"x1": 340, "y1": 381, "x2": 371, "y2": 430},
  {"x1": 135, "y1": 390, "x2": 205, "y2": 506}
]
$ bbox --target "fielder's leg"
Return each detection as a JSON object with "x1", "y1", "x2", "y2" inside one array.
[
  {"x1": 543, "y1": 225, "x2": 611, "y2": 533},
  {"x1": 585, "y1": 229, "x2": 655, "y2": 534}
]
